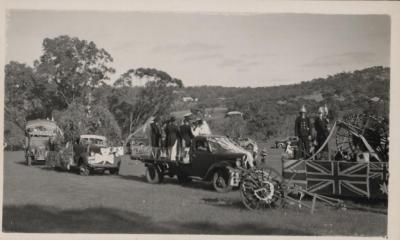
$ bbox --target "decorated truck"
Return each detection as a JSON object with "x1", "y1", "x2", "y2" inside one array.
[
  {"x1": 24, "y1": 119, "x2": 62, "y2": 166},
  {"x1": 52, "y1": 134, "x2": 122, "y2": 176},
  {"x1": 130, "y1": 134, "x2": 253, "y2": 192},
  {"x1": 126, "y1": 117, "x2": 254, "y2": 192}
]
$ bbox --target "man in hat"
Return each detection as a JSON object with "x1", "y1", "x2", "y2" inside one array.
[
  {"x1": 150, "y1": 116, "x2": 162, "y2": 159},
  {"x1": 295, "y1": 105, "x2": 312, "y2": 159},
  {"x1": 165, "y1": 116, "x2": 181, "y2": 161},
  {"x1": 180, "y1": 116, "x2": 194, "y2": 163},
  {"x1": 314, "y1": 106, "x2": 330, "y2": 158}
]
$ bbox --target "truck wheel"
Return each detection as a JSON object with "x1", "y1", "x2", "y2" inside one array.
[
  {"x1": 26, "y1": 156, "x2": 32, "y2": 166},
  {"x1": 277, "y1": 143, "x2": 284, "y2": 149},
  {"x1": 109, "y1": 168, "x2": 119, "y2": 175},
  {"x1": 177, "y1": 172, "x2": 192, "y2": 183},
  {"x1": 79, "y1": 164, "x2": 90, "y2": 176},
  {"x1": 212, "y1": 168, "x2": 233, "y2": 193},
  {"x1": 145, "y1": 166, "x2": 163, "y2": 183}
]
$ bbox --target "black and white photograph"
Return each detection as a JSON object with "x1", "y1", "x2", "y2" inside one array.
[{"x1": 1, "y1": 0, "x2": 399, "y2": 238}]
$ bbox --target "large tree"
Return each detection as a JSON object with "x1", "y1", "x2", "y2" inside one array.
[
  {"x1": 4, "y1": 62, "x2": 39, "y2": 131},
  {"x1": 53, "y1": 100, "x2": 122, "y2": 144},
  {"x1": 34, "y1": 35, "x2": 115, "y2": 108},
  {"x1": 110, "y1": 68, "x2": 183, "y2": 136}
]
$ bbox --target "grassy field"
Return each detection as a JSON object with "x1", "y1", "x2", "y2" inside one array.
[{"x1": 2, "y1": 150, "x2": 387, "y2": 235}]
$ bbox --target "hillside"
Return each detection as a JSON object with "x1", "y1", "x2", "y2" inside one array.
[
  {"x1": 175, "y1": 66, "x2": 390, "y2": 139},
  {"x1": 4, "y1": 65, "x2": 390, "y2": 147}
]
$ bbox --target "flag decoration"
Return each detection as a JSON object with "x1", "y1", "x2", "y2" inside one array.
[
  {"x1": 306, "y1": 161, "x2": 369, "y2": 197},
  {"x1": 369, "y1": 162, "x2": 389, "y2": 198},
  {"x1": 281, "y1": 159, "x2": 388, "y2": 199},
  {"x1": 282, "y1": 159, "x2": 307, "y2": 190}
]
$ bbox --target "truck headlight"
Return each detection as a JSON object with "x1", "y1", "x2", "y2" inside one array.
[{"x1": 235, "y1": 158, "x2": 241, "y2": 167}]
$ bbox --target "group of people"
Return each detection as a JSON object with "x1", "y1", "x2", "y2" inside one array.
[
  {"x1": 149, "y1": 114, "x2": 211, "y2": 162},
  {"x1": 294, "y1": 104, "x2": 331, "y2": 159}
]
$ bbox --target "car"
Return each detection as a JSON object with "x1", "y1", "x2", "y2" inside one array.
[
  {"x1": 24, "y1": 119, "x2": 61, "y2": 166},
  {"x1": 275, "y1": 136, "x2": 299, "y2": 149},
  {"x1": 54, "y1": 134, "x2": 121, "y2": 176},
  {"x1": 130, "y1": 135, "x2": 251, "y2": 193}
]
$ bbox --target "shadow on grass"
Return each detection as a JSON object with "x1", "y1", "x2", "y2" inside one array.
[
  {"x1": 2, "y1": 204, "x2": 165, "y2": 233},
  {"x1": 119, "y1": 174, "x2": 216, "y2": 192},
  {"x1": 2, "y1": 204, "x2": 311, "y2": 235}
]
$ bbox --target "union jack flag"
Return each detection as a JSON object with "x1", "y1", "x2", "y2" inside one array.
[
  {"x1": 282, "y1": 159, "x2": 307, "y2": 189},
  {"x1": 306, "y1": 161, "x2": 370, "y2": 197},
  {"x1": 369, "y1": 162, "x2": 389, "y2": 181}
]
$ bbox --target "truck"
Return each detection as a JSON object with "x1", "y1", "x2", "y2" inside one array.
[
  {"x1": 53, "y1": 134, "x2": 122, "y2": 176},
  {"x1": 24, "y1": 119, "x2": 61, "y2": 166},
  {"x1": 129, "y1": 134, "x2": 252, "y2": 193}
]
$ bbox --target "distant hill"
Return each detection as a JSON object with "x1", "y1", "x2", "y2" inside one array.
[{"x1": 176, "y1": 66, "x2": 390, "y2": 140}]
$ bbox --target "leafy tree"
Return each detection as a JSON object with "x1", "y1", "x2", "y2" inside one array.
[
  {"x1": 4, "y1": 62, "x2": 39, "y2": 131},
  {"x1": 34, "y1": 35, "x2": 115, "y2": 108},
  {"x1": 53, "y1": 100, "x2": 122, "y2": 145},
  {"x1": 110, "y1": 68, "x2": 184, "y2": 137}
]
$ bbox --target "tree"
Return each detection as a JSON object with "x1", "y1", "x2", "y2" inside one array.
[
  {"x1": 4, "y1": 62, "x2": 39, "y2": 131},
  {"x1": 34, "y1": 35, "x2": 115, "y2": 108},
  {"x1": 113, "y1": 69, "x2": 135, "y2": 88},
  {"x1": 110, "y1": 68, "x2": 184, "y2": 136},
  {"x1": 53, "y1": 100, "x2": 122, "y2": 145}
]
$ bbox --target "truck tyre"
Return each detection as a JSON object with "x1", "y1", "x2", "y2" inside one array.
[
  {"x1": 26, "y1": 155, "x2": 32, "y2": 166},
  {"x1": 145, "y1": 165, "x2": 163, "y2": 184},
  {"x1": 277, "y1": 143, "x2": 284, "y2": 149},
  {"x1": 109, "y1": 167, "x2": 119, "y2": 175},
  {"x1": 177, "y1": 172, "x2": 192, "y2": 183},
  {"x1": 212, "y1": 168, "x2": 233, "y2": 193},
  {"x1": 79, "y1": 163, "x2": 90, "y2": 176}
]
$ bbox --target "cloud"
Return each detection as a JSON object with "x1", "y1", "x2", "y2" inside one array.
[
  {"x1": 236, "y1": 67, "x2": 249, "y2": 72},
  {"x1": 240, "y1": 53, "x2": 276, "y2": 59},
  {"x1": 113, "y1": 40, "x2": 145, "y2": 52},
  {"x1": 242, "y1": 61, "x2": 262, "y2": 67},
  {"x1": 302, "y1": 51, "x2": 376, "y2": 68},
  {"x1": 182, "y1": 53, "x2": 223, "y2": 61},
  {"x1": 152, "y1": 42, "x2": 222, "y2": 54},
  {"x1": 218, "y1": 59, "x2": 243, "y2": 68}
]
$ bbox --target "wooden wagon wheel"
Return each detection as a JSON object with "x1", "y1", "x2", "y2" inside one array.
[
  {"x1": 336, "y1": 113, "x2": 389, "y2": 162},
  {"x1": 240, "y1": 167, "x2": 284, "y2": 210}
]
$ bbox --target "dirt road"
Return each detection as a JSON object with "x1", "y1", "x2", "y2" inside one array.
[{"x1": 2, "y1": 150, "x2": 387, "y2": 235}]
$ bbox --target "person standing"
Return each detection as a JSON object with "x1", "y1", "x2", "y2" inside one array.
[
  {"x1": 314, "y1": 106, "x2": 330, "y2": 157},
  {"x1": 150, "y1": 116, "x2": 162, "y2": 159},
  {"x1": 192, "y1": 118, "x2": 212, "y2": 136},
  {"x1": 180, "y1": 117, "x2": 194, "y2": 163},
  {"x1": 165, "y1": 116, "x2": 181, "y2": 161},
  {"x1": 295, "y1": 105, "x2": 312, "y2": 159}
]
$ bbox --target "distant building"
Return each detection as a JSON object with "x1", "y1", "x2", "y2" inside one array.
[
  {"x1": 370, "y1": 97, "x2": 381, "y2": 102},
  {"x1": 217, "y1": 97, "x2": 226, "y2": 101},
  {"x1": 226, "y1": 111, "x2": 243, "y2": 118},
  {"x1": 182, "y1": 97, "x2": 194, "y2": 102},
  {"x1": 277, "y1": 100, "x2": 287, "y2": 105}
]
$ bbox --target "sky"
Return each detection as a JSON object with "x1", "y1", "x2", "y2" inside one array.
[{"x1": 6, "y1": 11, "x2": 391, "y2": 87}]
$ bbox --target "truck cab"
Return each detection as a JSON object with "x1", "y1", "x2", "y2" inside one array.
[{"x1": 25, "y1": 119, "x2": 61, "y2": 166}]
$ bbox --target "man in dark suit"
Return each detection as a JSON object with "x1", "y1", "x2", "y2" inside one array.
[
  {"x1": 180, "y1": 117, "x2": 194, "y2": 148},
  {"x1": 150, "y1": 116, "x2": 162, "y2": 159},
  {"x1": 165, "y1": 116, "x2": 181, "y2": 161},
  {"x1": 295, "y1": 105, "x2": 312, "y2": 159},
  {"x1": 314, "y1": 107, "x2": 330, "y2": 157},
  {"x1": 179, "y1": 117, "x2": 194, "y2": 163}
]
